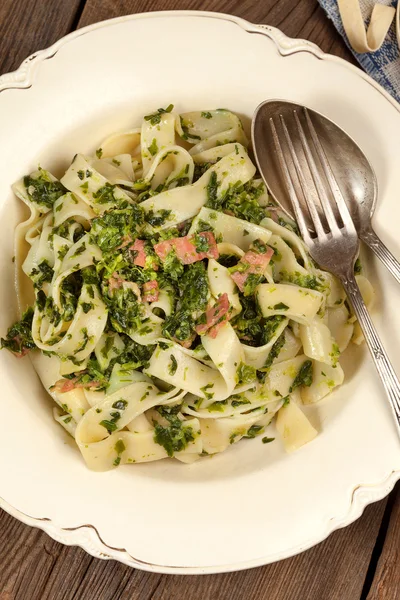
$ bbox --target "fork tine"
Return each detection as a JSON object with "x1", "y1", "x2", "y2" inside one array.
[
  {"x1": 279, "y1": 115, "x2": 326, "y2": 240},
  {"x1": 269, "y1": 117, "x2": 312, "y2": 245},
  {"x1": 304, "y1": 108, "x2": 357, "y2": 235},
  {"x1": 293, "y1": 110, "x2": 339, "y2": 234}
]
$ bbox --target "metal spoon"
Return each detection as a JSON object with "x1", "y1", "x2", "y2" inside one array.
[{"x1": 252, "y1": 99, "x2": 400, "y2": 283}]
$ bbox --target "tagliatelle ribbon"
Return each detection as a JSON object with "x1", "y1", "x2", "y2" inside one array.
[{"x1": 338, "y1": 0, "x2": 396, "y2": 53}]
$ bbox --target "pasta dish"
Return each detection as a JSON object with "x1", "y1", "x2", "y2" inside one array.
[{"x1": 1, "y1": 106, "x2": 372, "y2": 470}]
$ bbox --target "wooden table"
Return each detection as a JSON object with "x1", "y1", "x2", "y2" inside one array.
[{"x1": 0, "y1": 1, "x2": 399, "y2": 598}]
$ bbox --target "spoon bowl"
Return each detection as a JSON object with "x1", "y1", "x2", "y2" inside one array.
[{"x1": 252, "y1": 100, "x2": 400, "y2": 283}]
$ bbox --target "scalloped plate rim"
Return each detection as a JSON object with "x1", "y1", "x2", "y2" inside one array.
[{"x1": 0, "y1": 10, "x2": 399, "y2": 574}]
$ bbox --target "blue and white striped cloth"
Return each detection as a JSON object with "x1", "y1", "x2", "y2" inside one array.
[{"x1": 318, "y1": 0, "x2": 400, "y2": 102}]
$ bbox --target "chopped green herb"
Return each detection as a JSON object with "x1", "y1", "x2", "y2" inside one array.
[
  {"x1": 112, "y1": 399, "x2": 128, "y2": 410},
  {"x1": 180, "y1": 117, "x2": 201, "y2": 141},
  {"x1": 71, "y1": 242, "x2": 86, "y2": 258},
  {"x1": 148, "y1": 138, "x2": 159, "y2": 156},
  {"x1": 0, "y1": 307, "x2": 35, "y2": 356},
  {"x1": 92, "y1": 183, "x2": 119, "y2": 205},
  {"x1": 236, "y1": 362, "x2": 256, "y2": 384},
  {"x1": 279, "y1": 270, "x2": 321, "y2": 290},
  {"x1": 99, "y1": 419, "x2": 119, "y2": 434},
  {"x1": 273, "y1": 302, "x2": 289, "y2": 311},
  {"x1": 244, "y1": 425, "x2": 264, "y2": 438},
  {"x1": 243, "y1": 273, "x2": 263, "y2": 297},
  {"x1": 208, "y1": 399, "x2": 228, "y2": 412},
  {"x1": 231, "y1": 398, "x2": 251, "y2": 408},
  {"x1": 153, "y1": 405, "x2": 195, "y2": 457},
  {"x1": 90, "y1": 205, "x2": 143, "y2": 251},
  {"x1": 289, "y1": 360, "x2": 313, "y2": 393},
  {"x1": 329, "y1": 343, "x2": 340, "y2": 367},
  {"x1": 200, "y1": 383, "x2": 214, "y2": 400},
  {"x1": 115, "y1": 439, "x2": 126, "y2": 455},
  {"x1": 168, "y1": 354, "x2": 178, "y2": 376},
  {"x1": 221, "y1": 180, "x2": 266, "y2": 224},
  {"x1": 57, "y1": 245, "x2": 69, "y2": 261},
  {"x1": 30, "y1": 260, "x2": 54, "y2": 289},
  {"x1": 194, "y1": 232, "x2": 210, "y2": 253},
  {"x1": 24, "y1": 171, "x2": 66, "y2": 209},
  {"x1": 144, "y1": 104, "x2": 174, "y2": 126},
  {"x1": 81, "y1": 302, "x2": 93, "y2": 314},
  {"x1": 205, "y1": 171, "x2": 220, "y2": 209},
  {"x1": 145, "y1": 209, "x2": 171, "y2": 227},
  {"x1": 261, "y1": 332, "x2": 286, "y2": 372}
]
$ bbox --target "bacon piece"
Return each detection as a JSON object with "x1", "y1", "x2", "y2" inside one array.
[
  {"x1": 55, "y1": 379, "x2": 76, "y2": 393},
  {"x1": 108, "y1": 272, "x2": 124, "y2": 294},
  {"x1": 195, "y1": 293, "x2": 230, "y2": 335},
  {"x1": 10, "y1": 335, "x2": 31, "y2": 358},
  {"x1": 230, "y1": 247, "x2": 273, "y2": 292},
  {"x1": 172, "y1": 333, "x2": 196, "y2": 349},
  {"x1": 208, "y1": 320, "x2": 229, "y2": 339},
  {"x1": 131, "y1": 238, "x2": 146, "y2": 267},
  {"x1": 15, "y1": 346, "x2": 30, "y2": 358},
  {"x1": 130, "y1": 238, "x2": 159, "y2": 270},
  {"x1": 52, "y1": 378, "x2": 102, "y2": 394},
  {"x1": 142, "y1": 280, "x2": 159, "y2": 303},
  {"x1": 116, "y1": 234, "x2": 133, "y2": 250},
  {"x1": 154, "y1": 232, "x2": 219, "y2": 265},
  {"x1": 108, "y1": 272, "x2": 141, "y2": 300},
  {"x1": 230, "y1": 271, "x2": 248, "y2": 291}
]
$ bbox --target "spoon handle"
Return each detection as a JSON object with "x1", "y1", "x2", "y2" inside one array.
[
  {"x1": 340, "y1": 272, "x2": 400, "y2": 434},
  {"x1": 361, "y1": 228, "x2": 400, "y2": 284}
]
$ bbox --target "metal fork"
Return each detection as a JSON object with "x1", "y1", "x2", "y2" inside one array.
[{"x1": 270, "y1": 108, "x2": 400, "y2": 434}]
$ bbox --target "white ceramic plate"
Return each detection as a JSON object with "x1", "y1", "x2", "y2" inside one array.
[{"x1": 0, "y1": 11, "x2": 399, "y2": 574}]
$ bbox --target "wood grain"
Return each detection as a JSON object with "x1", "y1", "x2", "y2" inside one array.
[
  {"x1": 0, "y1": 0, "x2": 83, "y2": 76},
  {"x1": 0, "y1": 1, "x2": 399, "y2": 599},
  {"x1": 367, "y1": 488, "x2": 400, "y2": 600}
]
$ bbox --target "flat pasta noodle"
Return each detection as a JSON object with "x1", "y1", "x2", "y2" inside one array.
[
  {"x1": 144, "y1": 145, "x2": 194, "y2": 191},
  {"x1": 257, "y1": 283, "x2": 324, "y2": 324},
  {"x1": 99, "y1": 128, "x2": 141, "y2": 158},
  {"x1": 60, "y1": 154, "x2": 133, "y2": 214},
  {"x1": 3, "y1": 104, "x2": 372, "y2": 471},
  {"x1": 190, "y1": 206, "x2": 271, "y2": 249},
  {"x1": 299, "y1": 316, "x2": 338, "y2": 366},
  {"x1": 241, "y1": 317, "x2": 289, "y2": 369},
  {"x1": 145, "y1": 323, "x2": 243, "y2": 404},
  {"x1": 276, "y1": 391, "x2": 318, "y2": 452},
  {"x1": 140, "y1": 145, "x2": 255, "y2": 229}
]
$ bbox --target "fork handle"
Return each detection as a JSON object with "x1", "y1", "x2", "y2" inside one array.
[
  {"x1": 361, "y1": 228, "x2": 400, "y2": 284},
  {"x1": 340, "y1": 271, "x2": 400, "y2": 433}
]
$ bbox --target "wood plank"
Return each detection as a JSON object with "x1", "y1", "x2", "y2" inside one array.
[
  {"x1": 0, "y1": 2, "x2": 396, "y2": 600},
  {"x1": 78, "y1": 0, "x2": 355, "y2": 63},
  {"x1": 0, "y1": 0, "x2": 83, "y2": 75},
  {"x1": 0, "y1": 495, "x2": 387, "y2": 600},
  {"x1": 367, "y1": 486, "x2": 400, "y2": 600},
  {"x1": 0, "y1": 510, "x2": 64, "y2": 599}
]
